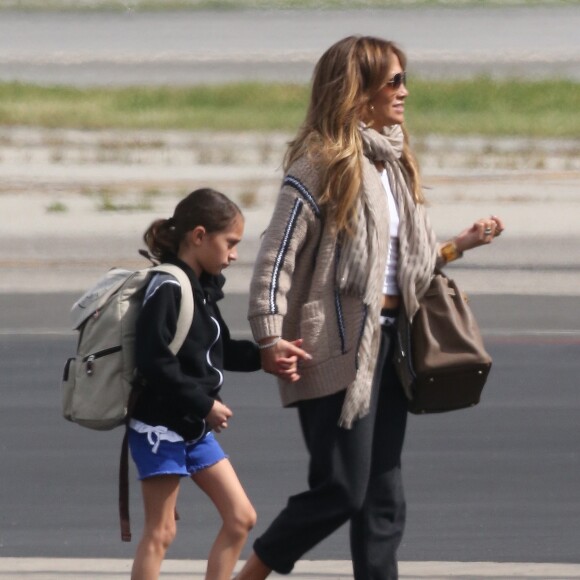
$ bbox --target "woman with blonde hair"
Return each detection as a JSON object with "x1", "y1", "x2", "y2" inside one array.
[{"x1": 238, "y1": 36, "x2": 504, "y2": 579}]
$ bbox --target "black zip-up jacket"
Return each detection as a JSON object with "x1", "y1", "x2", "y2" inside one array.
[{"x1": 132, "y1": 257, "x2": 261, "y2": 440}]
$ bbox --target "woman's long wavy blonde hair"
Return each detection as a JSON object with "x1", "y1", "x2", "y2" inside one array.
[{"x1": 284, "y1": 36, "x2": 424, "y2": 235}]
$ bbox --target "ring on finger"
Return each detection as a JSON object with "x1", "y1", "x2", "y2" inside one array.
[{"x1": 484, "y1": 227, "x2": 493, "y2": 235}]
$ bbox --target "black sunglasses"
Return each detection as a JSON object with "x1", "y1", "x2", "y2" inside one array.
[{"x1": 386, "y1": 71, "x2": 407, "y2": 89}]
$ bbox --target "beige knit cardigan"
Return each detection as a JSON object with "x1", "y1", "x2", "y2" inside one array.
[{"x1": 248, "y1": 150, "x2": 438, "y2": 426}]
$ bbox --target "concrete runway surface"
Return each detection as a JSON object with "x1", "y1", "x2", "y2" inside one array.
[{"x1": 0, "y1": 6, "x2": 579, "y2": 86}]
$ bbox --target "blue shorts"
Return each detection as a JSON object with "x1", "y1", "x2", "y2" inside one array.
[{"x1": 129, "y1": 421, "x2": 228, "y2": 480}]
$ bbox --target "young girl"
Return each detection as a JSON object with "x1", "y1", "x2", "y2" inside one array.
[{"x1": 129, "y1": 188, "x2": 295, "y2": 580}]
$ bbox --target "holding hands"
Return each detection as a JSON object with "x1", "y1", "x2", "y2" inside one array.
[{"x1": 259, "y1": 338, "x2": 312, "y2": 383}]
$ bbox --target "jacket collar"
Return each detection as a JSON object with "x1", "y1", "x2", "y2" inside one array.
[{"x1": 165, "y1": 255, "x2": 225, "y2": 303}]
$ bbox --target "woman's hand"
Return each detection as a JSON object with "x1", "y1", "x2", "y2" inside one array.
[
  {"x1": 454, "y1": 215, "x2": 505, "y2": 253},
  {"x1": 259, "y1": 338, "x2": 312, "y2": 383},
  {"x1": 206, "y1": 400, "x2": 233, "y2": 432}
]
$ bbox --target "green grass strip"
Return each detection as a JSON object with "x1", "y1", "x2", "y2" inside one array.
[{"x1": 0, "y1": 79, "x2": 578, "y2": 138}]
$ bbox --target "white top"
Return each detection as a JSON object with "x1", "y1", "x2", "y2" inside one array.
[{"x1": 380, "y1": 169, "x2": 401, "y2": 296}]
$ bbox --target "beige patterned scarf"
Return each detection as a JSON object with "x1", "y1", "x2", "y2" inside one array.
[{"x1": 337, "y1": 124, "x2": 436, "y2": 428}]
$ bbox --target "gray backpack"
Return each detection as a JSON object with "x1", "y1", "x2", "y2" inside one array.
[{"x1": 62, "y1": 263, "x2": 194, "y2": 431}]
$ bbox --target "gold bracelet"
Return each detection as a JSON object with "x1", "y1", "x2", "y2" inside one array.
[{"x1": 440, "y1": 240, "x2": 463, "y2": 264}]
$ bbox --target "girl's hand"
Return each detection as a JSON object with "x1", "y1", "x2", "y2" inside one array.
[
  {"x1": 259, "y1": 338, "x2": 312, "y2": 383},
  {"x1": 455, "y1": 215, "x2": 505, "y2": 253},
  {"x1": 273, "y1": 339, "x2": 310, "y2": 382},
  {"x1": 206, "y1": 400, "x2": 233, "y2": 432}
]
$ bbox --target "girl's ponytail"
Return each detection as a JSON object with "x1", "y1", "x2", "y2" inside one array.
[{"x1": 143, "y1": 218, "x2": 180, "y2": 262}]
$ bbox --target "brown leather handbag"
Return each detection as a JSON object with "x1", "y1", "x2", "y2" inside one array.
[{"x1": 394, "y1": 271, "x2": 492, "y2": 414}]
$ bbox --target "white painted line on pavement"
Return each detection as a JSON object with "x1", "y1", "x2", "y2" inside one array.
[
  {"x1": 2, "y1": 328, "x2": 580, "y2": 340},
  {"x1": 484, "y1": 329, "x2": 580, "y2": 337},
  {"x1": 1, "y1": 559, "x2": 580, "y2": 579},
  {"x1": 400, "y1": 561, "x2": 580, "y2": 578},
  {"x1": 0, "y1": 329, "x2": 73, "y2": 336}
]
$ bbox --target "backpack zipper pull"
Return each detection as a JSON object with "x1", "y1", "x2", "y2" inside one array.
[{"x1": 86, "y1": 355, "x2": 95, "y2": 376}]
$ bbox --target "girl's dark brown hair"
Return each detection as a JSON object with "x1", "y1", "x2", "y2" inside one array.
[{"x1": 143, "y1": 188, "x2": 241, "y2": 262}]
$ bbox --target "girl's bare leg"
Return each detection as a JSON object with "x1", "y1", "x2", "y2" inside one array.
[
  {"x1": 131, "y1": 475, "x2": 180, "y2": 580},
  {"x1": 234, "y1": 551, "x2": 272, "y2": 580},
  {"x1": 192, "y1": 459, "x2": 257, "y2": 580}
]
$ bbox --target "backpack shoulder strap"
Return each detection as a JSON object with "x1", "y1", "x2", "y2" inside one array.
[{"x1": 151, "y1": 264, "x2": 195, "y2": 355}]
